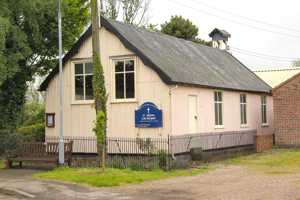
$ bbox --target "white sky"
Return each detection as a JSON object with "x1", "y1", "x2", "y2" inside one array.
[{"x1": 147, "y1": 0, "x2": 300, "y2": 70}]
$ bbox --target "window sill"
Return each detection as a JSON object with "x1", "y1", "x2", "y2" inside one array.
[
  {"x1": 261, "y1": 123, "x2": 269, "y2": 127},
  {"x1": 240, "y1": 124, "x2": 249, "y2": 128},
  {"x1": 71, "y1": 100, "x2": 95, "y2": 105},
  {"x1": 215, "y1": 125, "x2": 224, "y2": 129},
  {"x1": 111, "y1": 99, "x2": 138, "y2": 104}
]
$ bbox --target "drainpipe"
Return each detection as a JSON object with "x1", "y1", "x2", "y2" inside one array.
[{"x1": 169, "y1": 85, "x2": 178, "y2": 159}]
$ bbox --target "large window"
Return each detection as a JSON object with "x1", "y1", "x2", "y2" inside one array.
[
  {"x1": 240, "y1": 94, "x2": 247, "y2": 125},
  {"x1": 261, "y1": 96, "x2": 267, "y2": 124},
  {"x1": 114, "y1": 59, "x2": 135, "y2": 99},
  {"x1": 74, "y1": 62, "x2": 93, "y2": 101},
  {"x1": 214, "y1": 91, "x2": 223, "y2": 126}
]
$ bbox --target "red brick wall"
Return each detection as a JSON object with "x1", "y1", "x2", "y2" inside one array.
[
  {"x1": 273, "y1": 74, "x2": 300, "y2": 146},
  {"x1": 255, "y1": 134, "x2": 273, "y2": 152}
]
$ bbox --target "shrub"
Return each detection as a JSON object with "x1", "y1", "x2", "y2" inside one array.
[
  {"x1": 16, "y1": 101, "x2": 45, "y2": 142},
  {"x1": 158, "y1": 150, "x2": 168, "y2": 170},
  {"x1": 17, "y1": 123, "x2": 44, "y2": 142},
  {"x1": 136, "y1": 138, "x2": 154, "y2": 153},
  {"x1": 0, "y1": 130, "x2": 24, "y2": 158}
]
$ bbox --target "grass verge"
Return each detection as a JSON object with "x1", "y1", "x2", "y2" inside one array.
[
  {"x1": 34, "y1": 166, "x2": 210, "y2": 187},
  {"x1": 225, "y1": 148, "x2": 300, "y2": 175},
  {"x1": 0, "y1": 160, "x2": 4, "y2": 169}
]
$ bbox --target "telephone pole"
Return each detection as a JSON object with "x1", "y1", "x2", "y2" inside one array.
[
  {"x1": 58, "y1": 0, "x2": 65, "y2": 165},
  {"x1": 91, "y1": 0, "x2": 101, "y2": 54},
  {"x1": 91, "y1": 0, "x2": 106, "y2": 169}
]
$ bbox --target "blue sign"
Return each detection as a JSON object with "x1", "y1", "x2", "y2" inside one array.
[{"x1": 135, "y1": 102, "x2": 163, "y2": 128}]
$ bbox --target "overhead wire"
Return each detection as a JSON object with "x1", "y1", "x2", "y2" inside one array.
[
  {"x1": 185, "y1": 0, "x2": 300, "y2": 33},
  {"x1": 170, "y1": 0, "x2": 300, "y2": 39}
]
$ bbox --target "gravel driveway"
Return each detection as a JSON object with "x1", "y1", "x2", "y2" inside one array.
[{"x1": 1, "y1": 165, "x2": 300, "y2": 200}]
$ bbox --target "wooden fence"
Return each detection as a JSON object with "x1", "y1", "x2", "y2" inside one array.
[{"x1": 46, "y1": 136, "x2": 97, "y2": 153}]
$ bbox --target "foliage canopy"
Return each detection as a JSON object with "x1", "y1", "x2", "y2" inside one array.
[
  {"x1": 0, "y1": 0, "x2": 89, "y2": 130},
  {"x1": 161, "y1": 15, "x2": 211, "y2": 46}
]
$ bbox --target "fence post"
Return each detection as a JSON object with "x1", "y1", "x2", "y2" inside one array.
[{"x1": 167, "y1": 135, "x2": 170, "y2": 171}]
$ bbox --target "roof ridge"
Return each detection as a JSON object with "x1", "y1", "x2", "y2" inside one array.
[
  {"x1": 254, "y1": 67, "x2": 300, "y2": 72},
  {"x1": 106, "y1": 17, "x2": 222, "y2": 52}
]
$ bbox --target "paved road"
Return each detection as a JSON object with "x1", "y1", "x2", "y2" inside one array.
[{"x1": 1, "y1": 166, "x2": 300, "y2": 200}]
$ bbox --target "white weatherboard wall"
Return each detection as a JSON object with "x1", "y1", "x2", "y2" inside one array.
[{"x1": 45, "y1": 27, "x2": 171, "y2": 139}]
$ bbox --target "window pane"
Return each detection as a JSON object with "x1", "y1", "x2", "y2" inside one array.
[
  {"x1": 218, "y1": 103, "x2": 223, "y2": 125},
  {"x1": 115, "y1": 73, "x2": 124, "y2": 99},
  {"x1": 214, "y1": 92, "x2": 218, "y2": 101},
  {"x1": 85, "y1": 75, "x2": 93, "y2": 100},
  {"x1": 214, "y1": 103, "x2": 218, "y2": 125},
  {"x1": 85, "y1": 63, "x2": 93, "y2": 74},
  {"x1": 115, "y1": 61, "x2": 124, "y2": 72},
  {"x1": 261, "y1": 96, "x2": 266, "y2": 104},
  {"x1": 125, "y1": 72, "x2": 135, "y2": 98},
  {"x1": 262, "y1": 106, "x2": 267, "y2": 124},
  {"x1": 244, "y1": 107, "x2": 247, "y2": 124},
  {"x1": 75, "y1": 64, "x2": 83, "y2": 74},
  {"x1": 218, "y1": 92, "x2": 222, "y2": 101},
  {"x1": 125, "y1": 60, "x2": 134, "y2": 71},
  {"x1": 241, "y1": 105, "x2": 247, "y2": 124},
  {"x1": 240, "y1": 94, "x2": 246, "y2": 103},
  {"x1": 75, "y1": 76, "x2": 84, "y2": 100},
  {"x1": 240, "y1": 104, "x2": 243, "y2": 123}
]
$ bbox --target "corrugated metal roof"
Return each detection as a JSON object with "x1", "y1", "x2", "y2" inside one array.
[
  {"x1": 254, "y1": 67, "x2": 300, "y2": 88},
  {"x1": 40, "y1": 17, "x2": 271, "y2": 93}
]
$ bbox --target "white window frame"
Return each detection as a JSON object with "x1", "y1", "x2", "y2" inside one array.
[
  {"x1": 261, "y1": 96, "x2": 268, "y2": 126},
  {"x1": 71, "y1": 59, "x2": 94, "y2": 104},
  {"x1": 111, "y1": 57, "x2": 137, "y2": 103},
  {"x1": 214, "y1": 91, "x2": 224, "y2": 128},
  {"x1": 240, "y1": 94, "x2": 247, "y2": 127}
]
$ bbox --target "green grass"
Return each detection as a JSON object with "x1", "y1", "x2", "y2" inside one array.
[
  {"x1": 34, "y1": 166, "x2": 211, "y2": 187},
  {"x1": 225, "y1": 148, "x2": 300, "y2": 175},
  {"x1": 0, "y1": 160, "x2": 4, "y2": 169},
  {"x1": 34, "y1": 148, "x2": 300, "y2": 187}
]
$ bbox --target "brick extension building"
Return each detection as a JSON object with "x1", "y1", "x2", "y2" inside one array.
[{"x1": 273, "y1": 72, "x2": 300, "y2": 146}]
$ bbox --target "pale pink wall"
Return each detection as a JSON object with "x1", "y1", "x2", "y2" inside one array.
[{"x1": 171, "y1": 86, "x2": 273, "y2": 136}]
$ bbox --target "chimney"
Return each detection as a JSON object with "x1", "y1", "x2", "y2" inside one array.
[{"x1": 209, "y1": 28, "x2": 231, "y2": 50}]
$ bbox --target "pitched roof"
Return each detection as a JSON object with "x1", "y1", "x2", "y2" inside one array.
[
  {"x1": 273, "y1": 69, "x2": 300, "y2": 91},
  {"x1": 39, "y1": 16, "x2": 271, "y2": 93},
  {"x1": 254, "y1": 67, "x2": 300, "y2": 88}
]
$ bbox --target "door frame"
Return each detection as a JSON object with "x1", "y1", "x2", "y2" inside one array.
[{"x1": 187, "y1": 94, "x2": 199, "y2": 134}]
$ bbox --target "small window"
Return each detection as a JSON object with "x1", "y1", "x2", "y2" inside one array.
[
  {"x1": 240, "y1": 94, "x2": 247, "y2": 125},
  {"x1": 46, "y1": 113, "x2": 55, "y2": 128},
  {"x1": 74, "y1": 62, "x2": 93, "y2": 101},
  {"x1": 214, "y1": 91, "x2": 223, "y2": 126},
  {"x1": 114, "y1": 59, "x2": 135, "y2": 99},
  {"x1": 261, "y1": 96, "x2": 267, "y2": 124}
]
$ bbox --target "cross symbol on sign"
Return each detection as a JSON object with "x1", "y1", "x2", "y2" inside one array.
[{"x1": 147, "y1": 107, "x2": 150, "y2": 114}]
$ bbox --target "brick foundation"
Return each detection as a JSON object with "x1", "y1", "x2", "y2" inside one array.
[{"x1": 255, "y1": 134, "x2": 273, "y2": 152}]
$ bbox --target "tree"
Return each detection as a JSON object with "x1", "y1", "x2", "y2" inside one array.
[
  {"x1": 161, "y1": 15, "x2": 211, "y2": 46},
  {"x1": 0, "y1": 0, "x2": 89, "y2": 130},
  {"x1": 103, "y1": 0, "x2": 151, "y2": 26},
  {"x1": 293, "y1": 59, "x2": 300, "y2": 67},
  {"x1": 91, "y1": 0, "x2": 107, "y2": 169}
]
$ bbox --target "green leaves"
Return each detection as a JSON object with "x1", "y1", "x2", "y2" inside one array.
[
  {"x1": 0, "y1": 0, "x2": 89, "y2": 131},
  {"x1": 92, "y1": 53, "x2": 107, "y2": 158},
  {"x1": 161, "y1": 15, "x2": 211, "y2": 46}
]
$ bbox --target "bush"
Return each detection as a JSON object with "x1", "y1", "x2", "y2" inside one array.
[
  {"x1": 0, "y1": 130, "x2": 24, "y2": 158},
  {"x1": 158, "y1": 150, "x2": 168, "y2": 170},
  {"x1": 17, "y1": 101, "x2": 45, "y2": 142},
  {"x1": 17, "y1": 123, "x2": 44, "y2": 142}
]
